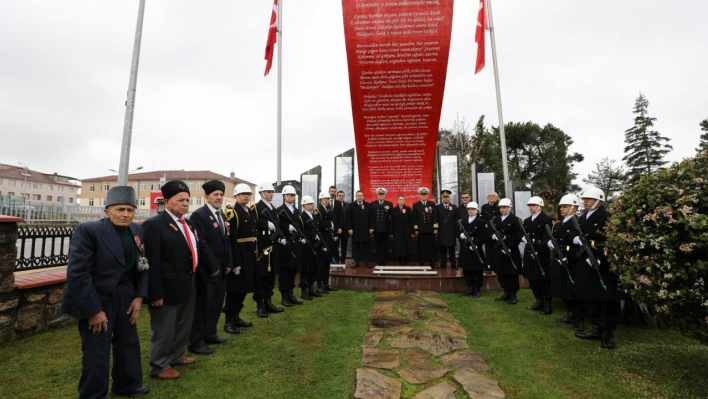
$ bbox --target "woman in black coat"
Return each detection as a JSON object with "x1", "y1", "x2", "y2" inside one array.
[
  {"x1": 390, "y1": 196, "x2": 414, "y2": 264},
  {"x1": 458, "y1": 202, "x2": 490, "y2": 297}
]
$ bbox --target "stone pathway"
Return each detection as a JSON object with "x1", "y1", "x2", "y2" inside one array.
[{"x1": 354, "y1": 291, "x2": 505, "y2": 399}]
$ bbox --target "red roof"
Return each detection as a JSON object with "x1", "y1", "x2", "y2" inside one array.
[{"x1": 81, "y1": 170, "x2": 254, "y2": 185}]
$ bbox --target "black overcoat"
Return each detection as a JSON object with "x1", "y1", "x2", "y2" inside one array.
[
  {"x1": 390, "y1": 205, "x2": 413, "y2": 257},
  {"x1": 346, "y1": 201, "x2": 372, "y2": 242},
  {"x1": 489, "y1": 214, "x2": 522, "y2": 276},
  {"x1": 458, "y1": 216, "x2": 489, "y2": 271},
  {"x1": 435, "y1": 203, "x2": 458, "y2": 247},
  {"x1": 521, "y1": 213, "x2": 553, "y2": 281},
  {"x1": 224, "y1": 204, "x2": 256, "y2": 294}
]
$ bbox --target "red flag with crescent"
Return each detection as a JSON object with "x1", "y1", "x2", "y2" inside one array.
[{"x1": 264, "y1": 0, "x2": 278, "y2": 76}]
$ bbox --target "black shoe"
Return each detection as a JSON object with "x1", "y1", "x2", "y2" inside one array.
[
  {"x1": 301, "y1": 288, "x2": 313, "y2": 301},
  {"x1": 112, "y1": 385, "x2": 150, "y2": 397},
  {"x1": 257, "y1": 304, "x2": 269, "y2": 318},
  {"x1": 472, "y1": 288, "x2": 482, "y2": 298},
  {"x1": 351, "y1": 262, "x2": 360, "y2": 268},
  {"x1": 462, "y1": 287, "x2": 474, "y2": 296},
  {"x1": 366, "y1": 262, "x2": 373, "y2": 268},
  {"x1": 310, "y1": 285, "x2": 324, "y2": 297},
  {"x1": 575, "y1": 325, "x2": 601, "y2": 340},
  {"x1": 316, "y1": 286, "x2": 329, "y2": 295},
  {"x1": 573, "y1": 320, "x2": 585, "y2": 332},
  {"x1": 189, "y1": 343, "x2": 214, "y2": 356},
  {"x1": 233, "y1": 317, "x2": 253, "y2": 328},
  {"x1": 526, "y1": 299, "x2": 543, "y2": 310},
  {"x1": 325, "y1": 284, "x2": 338, "y2": 292},
  {"x1": 204, "y1": 335, "x2": 229, "y2": 344},
  {"x1": 495, "y1": 291, "x2": 510, "y2": 301},
  {"x1": 223, "y1": 322, "x2": 240, "y2": 334},
  {"x1": 265, "y1": 299, "x2": 285, "y2": 313},
  {"x1": 555, "y1": 313, "x2": 575, "y2": 323},
  {"x1": 507, "y1": 292, "x2": 518, "y2": 305},
  {"x1": 289, "y1": 290, "x2": 304, "y2": 305},
  {"x1": 281, "y1": 295, "x2": 293, "y2": 307},
  {"x1": 540, "y1": 300, "x2": 553, "y2": 315},
  {"x1": 601, "y1": 331, "x2": 615, "y2": 350}
]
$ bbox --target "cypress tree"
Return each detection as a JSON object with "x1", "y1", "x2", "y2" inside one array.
[{"x1": 697, "y1": 118, "x2": 708, "y2": 153}]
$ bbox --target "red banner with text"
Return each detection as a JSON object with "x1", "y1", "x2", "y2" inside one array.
[{"x1": 342, "y1": 0, "x2": 454, "y2": 204}]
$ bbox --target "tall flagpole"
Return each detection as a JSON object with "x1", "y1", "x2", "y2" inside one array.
[
  {"x1": 276, "y1": 0, "x2": 283, "y2": 187},
  {"x1": 118, "y1": 0, "x2": 146, "y2": 187},
  {"x1": 486, "y1": 0, "x2": 510, "y2": 197}
]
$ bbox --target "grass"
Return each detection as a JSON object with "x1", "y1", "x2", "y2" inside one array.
[
  {"x1": 443, "y1": 290, "x2": 708, "y2": 399},
  {"x1": 0, "y1": 290, "x2": 374, "y2": 399}
]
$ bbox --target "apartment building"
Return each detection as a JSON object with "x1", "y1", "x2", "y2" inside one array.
[{"x1": 0, "y1": 163, "x2": 81, "y2": 204}]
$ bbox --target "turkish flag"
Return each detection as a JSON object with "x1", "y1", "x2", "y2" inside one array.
[
  {"x1": 264, "y1": 0, "x2": 278, "y2": 76},
  {"x1": 475, "y1": 0, "x2": 487, "y2": 74}
]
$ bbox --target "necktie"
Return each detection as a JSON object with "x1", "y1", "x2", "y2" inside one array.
[
  {"x1": 379, "y1": 201, "x2": 383, "y2": 205},
  {"x1": 178, "y1": 219, "x2": 197, "y2": 272},
  {"x1": 445, "y1": 205, "x2": 448, "y2": 210},
  {"x1": 216, "y1": 210, "x2": 225, "y2": 234}
]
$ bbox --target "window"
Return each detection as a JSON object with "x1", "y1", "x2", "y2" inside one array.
[
  {"x1": 32, "y1": 194, "x2": 41, "y2": 200},
  {"x1": 150, "y1": 183, "x2": 157, "y2": 190},
  {"x1": 88, "y1": 198, "x2": 93, "y2": 206},
  {"x1": 23, "y1": 193, "x2": 29, "y2": 200},
  {"x1": 69, "y1": 187, "x2": 75, "y2": 193},
  {"x1": 57, "y1": 196, "x2": 63, "y2": 203},
  {"x1": 47, "y1": 195, "x2": 53, "y2": 202},
  {"x1": 196, "y1": 197, "x2": 202, "y2": 205},
  {"x1": 196, "y1": 182, "x2": 202, "y2": 190},
  {"x1": 0, "y1": 178, "x2": 3, "y2": 185},
  {"x1": 139, "y1": 197, "x2": 146, "y2": 206},
  {"x1": 33, "y1": 183, "x2": 42, "y2": 190},
  {"x1": 68, "y1": 197, "x2": 73, "y2": 203},
  {"x1": 132, "y1": 183, "x2": 138, "y2": 191},
  {"x1": 188, "y1": 182, "x2": 194, "y2": 190},
  {"x1": 102, "y1": 183, "x2": 109, "y2": 191},
  {"x1": 8, "y1": 192, "x2": 14, "y2": 197},
  {"x1": 89, "y1": 184, "x2": 94, "y2": 192},
  {"x1": 140, "y1": 182, "x2": 146, "y2": 190},
  {"x1": 47, "y1": 184, "x2": 53, "y2": 191},
  {"x1": 9, "y1": 180, "x2": 16, "y2": 187},
  {"x1": 189, "y1": 197, "x2": 194, "y2": 205},
  {"x1": 57, "y1": 186, "x2": 64, "y2": 192}
]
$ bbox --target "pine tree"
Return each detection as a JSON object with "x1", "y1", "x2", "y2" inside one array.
[
  {"x1": 697, "y1": 118, "x2": 708, "y2": 152},
  {"x1": 582, "y1": 157, "x2": 628, "y2": 200},
  {"x1": 622, "y1": 93, "x2": 673, "y2": 185}
]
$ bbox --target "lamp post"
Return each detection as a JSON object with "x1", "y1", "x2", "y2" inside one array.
[
  {"x1": 18, "y1": 162, "x2": 31, "y2": 202},
  {"x1": 110, "y1": 166, "x2": 143, "y2": 174},
  {"x1": 154, "y1": 197, "x2": 165, "y2": 214}
]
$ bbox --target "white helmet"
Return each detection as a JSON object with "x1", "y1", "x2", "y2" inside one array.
[
  {"x1": 318, "y1": 191, "x2": 329, "y2": 200},
  {"x1": 581, "y1": 187, "x2": 605, "y2": 201},
  {"x1": 498, "y1": 198, "x2": 513, "y2": 207},
  {"x1": 527, "y1": 196, "x2": 544, "y2": 207},
  {"x1": 281, "y1": 185, "x2": 297, "y2": 195},
  {"x1": 234, "y1": 183, "x2": 252, "y2": 196},
  {"x1": 301, "y1": 195, "x2": 315, "y2": 205},
  {"x1": 258, "y1": 182, "x2": 275, "y2": 192},
  {"x1": 466, "y1": 201, "x2": 479, "y2": 209},
  {"x1": 558, "y1": 194, "x2": 580, "y2": 207}
]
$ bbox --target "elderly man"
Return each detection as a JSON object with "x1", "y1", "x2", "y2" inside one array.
[
  {"x1": 346, "y1": 190, "x2": 372, "y2": 268},
  {"x1": 412, "y1": 187, "x2": 438, "y2": 267},
  {"x1": 62, "y1": 186, "x2": 149, "y2": 399},
  {"x1": 143, "y1": 180, "x2": 200, "y2": 380}
]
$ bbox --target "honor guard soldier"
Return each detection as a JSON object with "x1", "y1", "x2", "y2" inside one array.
[
  {"x1": 333, "y1": 190, "x2": 349, "y2": 264},
  {"x1": 222, "y1": 184, "x2": 256, "y2": 332},
  {"x1": 276, "y1": 185, "x2": 304, "y2": 307},
  {"x1": 547, "y1": 194, "x2": 585, "y2": 332},
  {"x1": 253, "y1": 182, "x2": 285, "y2": 317},
  {"x1": 412, "y1": 187, "x2": 438, "y2": 267},
  {"x1": 299, "y1": 196, "x2": 323, "y2": 299},
  {"x1": 458, "y1": 201, "x2": 490, "y2": 298},
  {"x1": 573, "y1": 188, "x2": 620, "y2": 350},
  {"x1": 521, "y1": 196, "x2": 554, "y2": 315},
  {"x1": 316, "y1": 192, "x2": 338, "y2": 293},
  {"x1": 346, "y1": 190, "x2": 373, "y2": 268},
  {"x1": 371, "y1": 187, "x2": 393, "y2": 266},
  {"x1": 436, "y1": 189, "x2": 458, "y2": 269},
  {"x1": 490, "y1": 198, "x2": 523, "y2": 305},
  {"x1": 391, "y1": 195, "x2": 414, "y2": 265}
]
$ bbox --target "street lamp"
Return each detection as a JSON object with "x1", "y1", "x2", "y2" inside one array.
[
  {"x1": 154, "y1": 197, "x2": 165, "y2": 213},
  {"x1": 18, "y1": 162, "x2": 31, "y2": 201},
  {"x1": 109, "y1": 166, "x2": 143, "y2": 174}
]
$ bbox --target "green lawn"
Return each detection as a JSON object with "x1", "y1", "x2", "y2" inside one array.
[
  {"x1": 0, "y1": 291, "x2": 374, "y2": 399},
  {"x1": 443, "y1": 290, "x2": 708, "y2": 399}
]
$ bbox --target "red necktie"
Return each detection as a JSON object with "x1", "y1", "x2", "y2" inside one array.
[{"x1": 178, "y1": 219, "x2": 197, "y2": 272}]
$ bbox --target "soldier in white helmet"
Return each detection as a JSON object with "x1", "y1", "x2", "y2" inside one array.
[
  {"x1": 276, "y1": 185, "x2": 304, "y2": 306},
  {"x1": 252, "y1": 182, "x2": 285, "y2": 316},
  {"x1": 521, "y1": 196, "x2": 554, "y2": 315},
  {"x1": 315, "y1": 192, "x2": 338, "y2": 293},
  {"x1": 490, "y1": 198, "x2": 523, "y2": 305},
  {"x1": 458, "y1": 201, "x2": 490, "y2": 297},
  {"x1": 299, "y1": 195, "x2": 323, "y2": 300}
]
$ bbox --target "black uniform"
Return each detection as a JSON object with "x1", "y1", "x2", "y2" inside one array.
[
  {"x1": 412, "y1": 200, "x2": 437, "y2": 266},
  {"x1": 333, "y1": 199, "x2": 348, "y2": 263},
  {"x1": 490, "y1": 214, "x2": 523, "y2": 301},
  {"x1": 223, "y1": 204, "x2": 257, "y2": 324},
  {"x1": 346, "y1": 200, "x2": 372, "y2": 266},
  {"x1": 480, "y1": 201, "x2": 501, "y2": 258},
  {"x1": 315, "y1": 203, "x2": 336, "y2": 290},
  {"x1": 548, "y1": 216, "x2": 584, "y2": 325},
  {"x1": 277, "y1": 203, "x2": 304, "y2": 306},
  {"x1": 436, "y1": 202, "x2": 458, "y2": 268},
  {"x1": 521, "y1": 213, "x2": 553, "y2": 312},
  {"x1": 253, "y1": 200, "x2": 284, "y2": 314},
  {"x1": 390, "y1": 205, "x2": 414, "y2": 264},
  {"x1": 299, "y1": 210, "x2": 321, "y2": 292},
  {"x1": 458, "y1": 215, "x2": 489, "y2": 295},
  {"x1": 370, "y1": 199, "x2": 393, "y2": 265}
]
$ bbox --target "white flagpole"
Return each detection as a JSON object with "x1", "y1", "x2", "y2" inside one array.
[
  {"x1": 276, "y1": 0, "x2": 283, "y2": 187},
  {"x1": 118, "y1": 0, "x2": 146, "y2": 187},
  {"x1": 485, "y1": 0, "x2": 511, "y2": 197}
]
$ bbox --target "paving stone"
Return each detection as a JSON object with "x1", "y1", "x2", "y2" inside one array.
[
  {"x1": 412, "y1": 382, "x2": 456, "y2": 399},
  {"x1": 416, "y1": 290, "x2": 440, "y2": 297},
  {"x1": 421, "y1": 297, "x2": 448, "y2": 307},
  {"x1": 434, "y1": 309, "x2": 457, "y2": 322},
  {"x1": 354, "y1": 368, "x2": 402, "y2": 399},
  {"x1": 408, "y1": 302, "x2": 448, "y2": 310},
  {"x1": 390, "y1": 329, "x2": 468, "y2": 356},
  {"x1": 425, "y1": 318, "x2": 467, "y2": 338},
  {"x1": 397, "y1": 365, "x2": 449, "y2": 384},
  {"x1": 371, "y1": 315, "x2": 414, "y2": 330},
  {"x1": 362, "y1": 332, "x2": 383, "y2": 348},
  {"x1": 376, "y1": 291, "x2": 402, "y2": 297},
  {"x1": 454, "y1": 369, "x2": 505, "y2": 399},
  {"x1": 398, "y1": 306, "x2": 431, "y2": 320},
  {"x1": 390, "y1": 327, "x2": 415, "y2": 336},
  {"x1": 441, "y1": 352, "x2": 492, "y2": 372},
  {"x1": 370, "y1": 302, "x2": 394, "y2": 316},
  {"x1": 362, "y1": 348, "x2": 400, "y2": 370},
  {"x1": 406, "y1": 349, "x2": 433, "y2": 365}
]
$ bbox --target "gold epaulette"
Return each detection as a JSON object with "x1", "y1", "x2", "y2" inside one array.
[{"x1": 223, "y1": 208, "x2": 236, "y2": 222}]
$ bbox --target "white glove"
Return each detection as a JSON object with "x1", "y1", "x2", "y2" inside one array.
[
  {"x1": 573, "y1": 236, "x2": 581, "y2": 245},
  {"x1": 323, "y1": 247, "x2": 328, "y2": 252},
  {"x1": 491, "y1": 234, "x2": 498, "y2": 241},
  {"x1": 460, "y1": 233, "x2": 466, "y2": 240},
  {"x1": 267, "y1": 221, "x2": 275, "y2": 231},
  {"x1": 233, "y1": 266, "x2": 241, "y2": 275},
  {"x1": 586, "y1": 258, "x2": 601, "y2": 267},
  {"x1": 333, "y1": 236, "x2": 339, "y2": 242},
  {"x1": 289, "y1": 225, "x2": 297, "y2": 233},
  {"x1": 300, "y1": 239, "x2": 307, "y2": 244},
  {"x1": 331, "y1": 222, "x2": 335, "y2": 230},
  {"x1": 314, "y1": 235, "x2": 321, "y2": 241},
  {"x1": 561, "y1": 258, "x2": 567, "y2": 263},
  {"x1": 547, "y1": 241, "x2": 554, "y2": 249},
  {"x1": 278, "y1": 238, "x2": 287, "y2": 246},
  {"x1": 521, "y1": 237, "x2": 527, "y2": 244}
]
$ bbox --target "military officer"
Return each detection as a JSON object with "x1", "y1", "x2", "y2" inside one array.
[
  {"x1": 299, "y1": 195, "x2": 323, "y2": 299},
  {"x1": 490, "y1": 198, "x2": 523, "y2": 305},
  {"x1": 458, "y1": 201, "x2": 490, "y2": 298},
  {"x1": 253, "y1": 182, "x2": 285, "y2": 317},
  {"x1": 346, "y1": 190, "x2": 372, "y2": 268},
  {"x1": 370, "y1": 187, "x2": 393, "y2": 266},
  {"x1": 412, "y1": 187, "x2": 437, "y2": 267},
  {"x1": 435, "y1": 189, "x2": 458, "y2": 269},
  {"x1": 573, "y1": 188, "x2": 621, "y2": 350},
  {"x1": 521, "y1": 196, "x2": 554, "y2": 315},
  {"x1": 316, "y1": 192, "x2": 338, "y2": 293}
]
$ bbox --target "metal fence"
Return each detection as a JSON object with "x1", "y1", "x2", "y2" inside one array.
[
  {"x1": 1, "y1": 200, "x2": 157, "y2": 224},
  {"x1": 15, "y1": 224, "x2": 76, "y2": 271}
]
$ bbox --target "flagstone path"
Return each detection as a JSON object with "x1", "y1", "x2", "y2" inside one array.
[{"x1": 354, "y1": 291, "x2": 505, "y2": 399}]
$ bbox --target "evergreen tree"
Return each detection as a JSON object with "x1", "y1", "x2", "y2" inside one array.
[
  {"x1": 622, "y1": 93, "x2": 673, "y2": 185},
  {"x1": 697, "y1": 118, "x2": 708, "y2": 152},
  {"x1": 582, "y1": 157, "x2": 628, "y2": 200}
]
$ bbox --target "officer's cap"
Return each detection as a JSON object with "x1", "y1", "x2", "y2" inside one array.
[
  {"x1": 418, "y1": 187, "x2": 429, "y2": 194},
  {"x1": 441, "y1": 189, "x2": 452, "y2": 196},
  {"x1": 376, "y1": 188, "x2": 387, "y2": 195}
]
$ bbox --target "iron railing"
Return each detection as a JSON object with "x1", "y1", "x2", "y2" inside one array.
[{"x1": 15, "y1": 225, "x2": 76, "y2": 271}]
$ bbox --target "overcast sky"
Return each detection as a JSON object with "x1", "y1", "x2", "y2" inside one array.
[{"x1": 1, "y1": 0, "x2": 706, "y2": 199}]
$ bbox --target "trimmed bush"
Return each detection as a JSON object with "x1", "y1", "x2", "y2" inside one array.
[{"x1": 606, "y1": 151, "x2": 708, "y2": 343}]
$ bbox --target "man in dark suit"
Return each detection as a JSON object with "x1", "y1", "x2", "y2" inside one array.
[
  {"x1": 332, "y1": 190, "x2": 348, "y2": 264},
  {"x1": 188, "y1": 180, "x2": 232, "y2": 356},
  {"x1": 412, "y1": 187, "x2": 437, "y2": 267},
  {"x1": 144, "y1": 180, "x2": 206, "y2": 380},
  {"x1": 370, "y1": 187, "x2": 393, "y2": 266},
  {"x1": 457, "y1": 192, "x2": 471, "y2": 221},
  {"x1": 480, "y1": 191, "x2": 501, "y2": 221},
  {"x1": 62, "y1": 186, "x2": 149, "y2": 398},
  {"x1": 346, "y1": 190, "x2": 372, "y2": 268},
  {"x1": 435, "y1": 189, "x2": 458, "y2": 269}
]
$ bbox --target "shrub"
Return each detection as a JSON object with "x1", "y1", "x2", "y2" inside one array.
[{"x1": 606, "y1": 151, "x2": 708, "y2": 343}]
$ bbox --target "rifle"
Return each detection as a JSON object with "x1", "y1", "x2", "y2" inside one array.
[
  {"x1": 570, "y1": 216, "x2": 607, "y2": 291},
  {"x1": 488, "y1": 218, "x2": 518, "y2": 270},
  {"x1": 544, "y1": 224, "x2": 574, "y2": 285},
  {"x1": 517, "y1": 218, "x2": 546, "y2": 277},
  {"x1": 457, "y1": 219, "x2": 485, "y2": 266},
  {"x1": 261, "y1": 207, "x2": 296, "y2": 259},
  {"x1": 278, "y1": 209, "x2": 318, "y2": 256},
  {"x1": 305, "y1": 217, "x2": 332, "y2": 256}
]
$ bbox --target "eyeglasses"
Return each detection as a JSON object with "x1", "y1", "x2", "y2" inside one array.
[{"x1": 442, "y1": 195, "x2": 450, "y2": 198}]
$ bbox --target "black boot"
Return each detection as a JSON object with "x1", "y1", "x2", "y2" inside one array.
[
  {"x1": 573, "y1": 319, "x2": 585, "y2": 332},
  {"x1": 472, "y1": 287, "x2": 482, "y2": 298},
  {"x1": 462, "y1": 286, "x2": 474, "y2": 296},
  {"x1": 351, "y1": 261, "x2": 360, "y2": 268},
  {"x1": 289, "y1": 289, "x2": 304, "y2": 305},
  {"x1": 310, "y1": 284, "x2": 323, "y2": 297},
  {"x1": 508, "y1": 291, "x2": 518, "y2": 305},
  {"x1": 265, "y1": 297, "x2": 285, "y2": 313},
  {"x1": 601, "y1": 330, "x2": 615, "y2": 350},
  {"x1": 301, "y1": 287, "x2": 313, "y2": 301},
  {"x1": 575, "y1": 325, "x2": 601, "y2": 340},
  {"x1": 316, "y1": 283, "x2": 329, "y2": 295},
  {"x1": 256, "y1": 301, "x2": 269, "y2": 318},
  {"x1": 280, "y1": 291, "x2": 293, "y2": 307},
  {"x1": 540, "y1": 299, "x2": 553, "y2": 315},
  {"x1": 223, "y1": 313, "x2": 241, "y2": 335},
  {"x1": 325, "y1": 284, "x2": 338, "y2": 292},
  {"x1": 526, "y1": 297, "x2": 543, "y2": 310},
  {"x1": 365, "y1": 262, "x2": 373, "y2": 268},
  {"x1": 556, "y1": 312, "x2": 574, "y2": 323},
  {"x1": 233, "y1": 304, "x2": 253, "y2": 327},
  {"x1": 495, "y1": 289, "x2": 510, "y2": 301}
]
